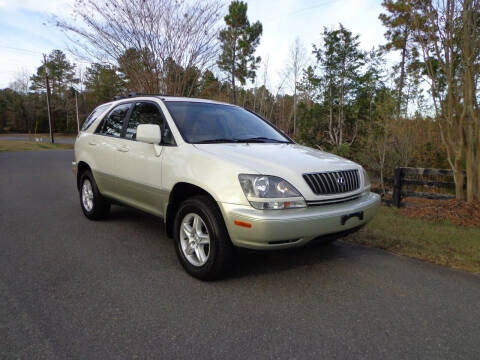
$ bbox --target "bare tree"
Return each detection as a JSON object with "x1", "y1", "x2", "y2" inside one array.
[
  {"x1": 8, "y1": 69, "x2": 30, "y2": 94},
  {"x1": 257, "y1": 57, "x2": 270, "y2": 117},
  {"x1": 57, "y1": 0, "x2": 224, "y2": 95},
  {"x1": 412, "y1": 0, "x2": 480, "y2": 200},
  {"x1": 286, "y1": 38, "x2": 307, "y2": 136},
  {"x1": 461, "y1": 0, "x2": 480, "y2": 201},
  {"x1": 268, "y1": 73, "x2": 288, "y2": 123}
]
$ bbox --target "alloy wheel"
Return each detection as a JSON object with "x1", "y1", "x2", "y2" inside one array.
[{"x1": 179, "y1": 213, "x2": 211, "y2": 267}]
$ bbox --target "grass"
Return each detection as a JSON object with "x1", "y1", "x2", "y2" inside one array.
[
  {"x1": 0, "y1": 140, "x2": 73, "y2": 152},
  {"x1": 345, "y1": 206, "x2": 480, "y2": 274}
]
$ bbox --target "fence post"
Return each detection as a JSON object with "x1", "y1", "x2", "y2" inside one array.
[{"x1": 393, "y1": 168, "x2": 403, "y2": 208}]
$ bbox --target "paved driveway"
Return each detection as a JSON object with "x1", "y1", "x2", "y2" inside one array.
[
  {"x1": 1, "y1": 150, "x2": 479, "y2": 359},
  {"x1": 0, "y1": 134, "x2": 75, "y2": 144}
]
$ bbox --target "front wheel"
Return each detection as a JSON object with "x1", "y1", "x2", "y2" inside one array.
[
  {"x1": 173, "y1": 196, "x2": 233, "y2": 280},
  {"x1": 79, "y1": 170, "x2": 110, "y2": 220}
]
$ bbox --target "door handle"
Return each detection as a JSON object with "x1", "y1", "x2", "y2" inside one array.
[
  {"x1": 88, "y1": 141, "x2": 97, "y2": 146},
  {"x1": 117, "y1": 145, "x2": 129, "y2": 152}
]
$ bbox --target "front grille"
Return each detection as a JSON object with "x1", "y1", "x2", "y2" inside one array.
[
  {"x1": 303, "y1": 169, "x2": 360, "y2": 195},
  {"x1": 306, "y1": 194, "x2": 361, "y2": 206}
]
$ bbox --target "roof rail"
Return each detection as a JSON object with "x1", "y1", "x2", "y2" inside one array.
[{"x1": 113, "y1": 92, "x2": 168, "y2": 100}]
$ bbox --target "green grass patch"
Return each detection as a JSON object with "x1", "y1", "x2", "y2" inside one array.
[
  {"x1": 345, "y1": 206, "x2": 480, "y2": 274},
  {"x1": 0, "y1": 140, "x2": 73, "y2": 152}
]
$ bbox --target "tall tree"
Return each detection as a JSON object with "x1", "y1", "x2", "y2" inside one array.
[
  {"x1": 410, "y1": 0, "x2": 480, "y2": 201},
  {"x1": 313, "y1": 24, "x2": 365, "y2": 147},
  {"x1": 297, "y1": 65, "x2": 322, "y2": 108},
  {"x1": 163, "y1": 58, "x2": 202, "y2": 97},
  {"x1": 30, "y1": 50, "x2": 78, "y2": 132},
  {"x1": 199, "y1": 70, "x2": 221, "y2": 99},
  {"x1": 461, "y1": 0, "x2": 480, "y2": 201},
  {"x1": 30, "y1": 50, "x2": 77, "y2": 94},
  {"x1": 286, "y1": 37, "x2": 307, "y2": 136},
  {"x1": 8, "y1": 69, "x2": 30, "y2": 95},
  {"x1": 359, "y1": 88, "x2": 397, "y2": 194},
  {"x1": 57, "y1": 0, "x2": 222, "y2": 95},
  {"x1": 379, "y1": 0, "x2": 415, "y2": 118},
  {"x1": 84, "y1": 63, "x2": 125, "y2": 103},
  {"x1": 356, "y1": 48, "x2": 387, "y2": 124},
  {"x1": 217, "y1": 1, "x2": 263, "y2": 104},
  {"x1": 117, "y1": 48, "x2": 159, "y2": 93}
]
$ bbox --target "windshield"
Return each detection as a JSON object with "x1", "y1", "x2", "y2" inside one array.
[{"x1": 164, "y1": 101, "x2": 291, "y2": 144}]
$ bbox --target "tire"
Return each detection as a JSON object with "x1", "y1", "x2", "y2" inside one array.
[
  {"x1": 79, "y1": 170, "x2": 110, "y2": 220},
  {"x1": 173, "y1": 195, "x2": 233, "y2": 280}
]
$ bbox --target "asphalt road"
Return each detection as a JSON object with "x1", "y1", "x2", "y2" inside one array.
[
  {"x1": 0, "y1": 134, "x2": 75, "y2": 144},
  {"x1": 1, "y1": 150, "x2": 479, "y2": 359}
]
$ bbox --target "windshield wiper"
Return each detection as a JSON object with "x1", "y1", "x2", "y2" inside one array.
[
  {"x1": 194, "y1": 138, "x2": 242, "y2": 144},
  {"x1": 237, "y1": 137, "x2": 290, "y2": 143}
]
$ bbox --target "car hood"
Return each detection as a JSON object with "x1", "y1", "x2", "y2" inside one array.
[{"x1": 193, "y1": 143, "x2": 360, "y2": 177}]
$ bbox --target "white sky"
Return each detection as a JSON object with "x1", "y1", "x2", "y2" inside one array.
[{"x1": 0, "y1": 0, "x2": 395, "y2": 91}]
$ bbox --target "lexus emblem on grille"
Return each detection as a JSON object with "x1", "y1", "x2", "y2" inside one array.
[{"x1": 336, "y1": 176, "x2": 346, "y2": 185}]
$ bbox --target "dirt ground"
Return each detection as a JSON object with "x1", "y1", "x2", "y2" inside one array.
[{"x1": 399, "y1": 197, "x2": 480, "y2": 227}]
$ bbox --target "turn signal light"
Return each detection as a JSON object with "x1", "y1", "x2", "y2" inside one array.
[{"x1": 234, "y1": 220, "x2": 252, "y2": 228}]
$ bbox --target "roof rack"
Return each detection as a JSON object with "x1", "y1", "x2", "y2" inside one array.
[{"x1": 113, "y1": 92, "x2": 168, "y2": 100}]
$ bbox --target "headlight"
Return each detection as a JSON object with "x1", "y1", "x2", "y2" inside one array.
[
  {"x1": 238, "y1": 174, "x2": 306, "y2": 209},
  {"x1": 362, "y1": 168, "x2": 371, "y2": 192}
]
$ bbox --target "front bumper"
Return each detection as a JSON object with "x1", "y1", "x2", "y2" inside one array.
[{"x1": 219, "y1": 192, "x2": 380, "y2": 250}]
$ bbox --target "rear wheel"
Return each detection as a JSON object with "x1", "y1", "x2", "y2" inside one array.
[
  {"x1": 174, "y1": 195, "x2": 233, "y2": 280},
  {"x1": 79, "y1": 170, "x2": 110, "y2": 220}
]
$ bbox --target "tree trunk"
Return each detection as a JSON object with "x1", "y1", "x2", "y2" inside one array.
[
  {"x1": 328, "y1": 84, "x2": 335, "y2": 145},
  {"x1": 465, "y1": 122, "x2": 476, "y2": 201},
  {"x1": 397, "y1": 26, "x2": 408, "y2": 118},
  {"x1": 460, "y1": 0, "x2": 479, "y2": 200},
  {"x1": 293, "y1": 85, "x2": 297, "y2": 136},
  {"x1": 454, "y1": 161, "x2": 465, "y2": 200},
  {"x1": 231, "y1": 71, "x2": 236, "y2": 105},
  {"x1": 231, "y1": 40, "x2": 237, "y2": 105},
  {"x1": 339, "y1": 62, "x2": 345, "y2": 146}
]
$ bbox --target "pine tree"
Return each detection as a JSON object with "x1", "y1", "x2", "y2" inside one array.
[
  {"x1": 30, "y1": 50, "x2": 78, "y2": 132},
  {"x1": 217, "y1": 1, "x2": 262, "y2": 104},
  {"x1": 379, "y1": 0, "x2": 415, "y2": 118},
  {"x1": 85, "y1": 64, "x2": 125, "y2": 103},
  {"x1": 313, "y1": 24, "x2": 365, "y2": 146}
]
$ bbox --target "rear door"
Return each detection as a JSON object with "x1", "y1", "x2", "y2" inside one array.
[
  {"x1": 113, "y1": 101, "x2": 175, "y2": 216},
  {"x1": 90, "y1": 102, "x2": 132, "y2": 198}
]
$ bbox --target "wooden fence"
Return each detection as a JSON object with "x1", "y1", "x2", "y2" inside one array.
[{"x1": 392, "y1": 167, "x2": 460, "y2": 207}]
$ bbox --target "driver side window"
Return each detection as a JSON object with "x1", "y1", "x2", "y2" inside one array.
[{"x1": 125, "y1": 102, "x2": 175, "y2": 145}]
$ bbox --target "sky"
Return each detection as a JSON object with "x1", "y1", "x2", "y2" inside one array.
[{"x1": 0, "y1": 0, "x2": 393, "y2": 90}]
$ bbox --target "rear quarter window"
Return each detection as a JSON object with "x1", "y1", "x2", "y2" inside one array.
[{"x1": 96, "y1": 103, "x2": 132, "y2": 137}]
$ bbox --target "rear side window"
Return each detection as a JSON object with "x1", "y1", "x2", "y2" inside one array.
[
  {"x1": 81, "y1": 104, "x2": 109, "y2": 131},
  {"x1": 96, "y1": 103, "x2": 131, "y2": 137},
  {"x1": 125, "y1": 102, "x2": 175, "y2": 145}
]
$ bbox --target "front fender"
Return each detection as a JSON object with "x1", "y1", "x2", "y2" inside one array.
[{"x1": 161, "y1": 144, "x2": 254, "y2": 206}]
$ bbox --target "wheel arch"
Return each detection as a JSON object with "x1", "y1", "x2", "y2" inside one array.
[
  {"x1": 77, "y1": 161, "x2": 92, "y2": 191},
  {"x1": 165, "y1": 182, "x2": 220, "y2": 238}
]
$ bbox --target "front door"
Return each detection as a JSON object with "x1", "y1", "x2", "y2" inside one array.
[{"x1": 113, "y1": 101, "x2": 174, "y2": 217}]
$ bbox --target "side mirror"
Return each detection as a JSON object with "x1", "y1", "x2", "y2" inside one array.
[{"x1": 137, "y1": 124, "x2": 162, "y2": 144}]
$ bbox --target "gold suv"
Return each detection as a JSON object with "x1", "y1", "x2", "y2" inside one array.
[{"x1": 73, "y1": 94, "x2": 380, "y2": 280}]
